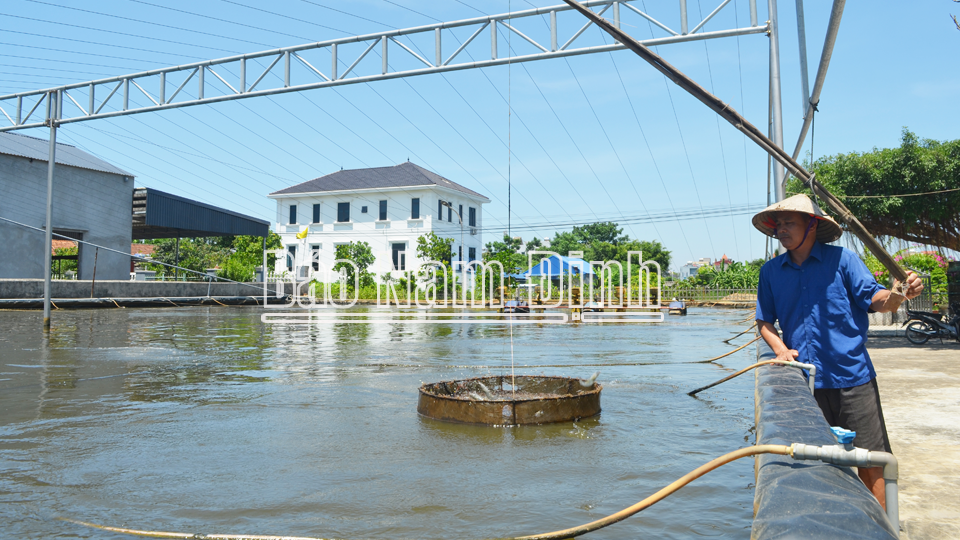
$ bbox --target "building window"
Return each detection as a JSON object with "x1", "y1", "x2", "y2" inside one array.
[
  {"x1": 379, "y1": 200, "x2": 387, "y2": 221},
  {"x1": 469, "y1": 247, "x2": 476, "y2": 262},
  {"x1": 289, "y1": 205, "x2": 297, "y2": 225},
  {"x1": 312, "y1": 204, "x2": 320, "y2": 224},
  {"x1": 438, "y1": 199, "x2": 443, "y2": 219},
  {"x1": 391, "y1": 243, "x2": 406, "y2": 271},
  {"x1": 286, "y1": 245, "x2": 296, "y2": 271},
  {"x1": 361, "y1": 206, "x2": 368, "y2": 213},
  {"x1": 337, "y1": 202, "x2": 350, "y2": 222},
  {"x1": 458, "y1": 245, "x2": 462, "y2": 262},
  {"x1": 311, "y1": 245, "x2": 320, "y2": 271},
  {"x1": 469, "y1": 207, "x2": 476, "y2": 227},
  {"x1": 458, "y1": 204, "x2": 463, "y2": 224},
  {"x1": 411, "y1": 197, "x2": 420, "y2": 219},
  {"x1": 447, "y1": 206, "x2": 451, "y2": 222}
]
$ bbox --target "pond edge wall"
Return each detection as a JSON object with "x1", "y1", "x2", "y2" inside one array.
[{"x1": 752, "y1": 339, "x2": 898, "y2": 539}]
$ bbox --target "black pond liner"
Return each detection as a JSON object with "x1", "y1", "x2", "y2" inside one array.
[{"x1": 752, "y1": 340, "x2": 898, "y2": 539}]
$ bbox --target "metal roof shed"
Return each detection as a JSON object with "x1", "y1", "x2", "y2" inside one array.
[{"x1": 132, "y1": 187, "x2": 269, "y2": 239}]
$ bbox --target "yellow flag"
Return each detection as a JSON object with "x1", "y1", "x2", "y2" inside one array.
[{"x1": 296, "y1": 227, "x2": 309, "y2": 239}]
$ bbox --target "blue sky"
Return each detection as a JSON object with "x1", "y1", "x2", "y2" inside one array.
[{"x1": 2, "y1": 1, "x2": 958, "y2": 270}]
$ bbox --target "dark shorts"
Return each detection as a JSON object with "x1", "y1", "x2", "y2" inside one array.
[{"x1": 814, "y1": 378, "x2": 892, "y2": 453}]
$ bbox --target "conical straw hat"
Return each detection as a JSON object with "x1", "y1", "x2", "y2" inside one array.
[{"x1": 751, "y1": 194, "x2": 843, "y2": 243}]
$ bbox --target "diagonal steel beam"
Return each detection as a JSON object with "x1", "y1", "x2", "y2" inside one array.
[{"x1": 560, "y1": 0, "x2": 908, "y2": 283}]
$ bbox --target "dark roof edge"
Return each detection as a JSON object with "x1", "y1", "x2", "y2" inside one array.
[
  {"x1": 268, "y1": 182, "x2": 491, "y2": 202},
  {"x1": 140, "y1": 187, "x2": 269, "y2": 226}
]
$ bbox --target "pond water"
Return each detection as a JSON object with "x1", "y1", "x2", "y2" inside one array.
[{"x1": 0, "y1": 306, "x2": 759, "y2": 539}]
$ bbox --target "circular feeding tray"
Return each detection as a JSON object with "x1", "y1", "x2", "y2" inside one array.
[{"x1": 417, "y1": 375, "x2": 602, "y2": 425}]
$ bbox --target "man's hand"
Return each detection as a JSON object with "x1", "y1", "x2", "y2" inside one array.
[
  {"x1": 894, "y1": 271, "x2": 924, "y2": 300},
  {"x1": 871, "y1": 271, "x2": 924, "y2": 313},
  {"x1": 758, "y1": 320, "x2": 799, "y2": 365},
  {"x1": 774, "y1": 347, "x2": 800, "y2": 364}
]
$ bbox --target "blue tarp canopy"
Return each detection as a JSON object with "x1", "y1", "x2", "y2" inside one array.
[{"x1": 524, "y1": 255, "x2": 595, "y2": 278}]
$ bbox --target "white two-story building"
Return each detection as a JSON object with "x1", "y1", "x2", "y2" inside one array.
[{"x1": 268, "y1": 161, "x2": 489, "y2": 279}]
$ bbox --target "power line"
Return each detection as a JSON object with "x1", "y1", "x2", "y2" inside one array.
[
  {"x1": 0, "y1": 28, "x2": 210, "y2": 61},
  {"x1": 216, "y1": 0, "x2": 357, "y2": 37},
  {"x1": 0, "y1": 12, "x2": 240, "y2": 55},
  {"x1": 606, "y1": 50, "x2": 694, "y2": 256},
  {"x1": 300, "y1": 0, "x2": 396, "y2": 28},
  {"x1": 516, "y1": 61, "x2": 629, "y2": 226},
  {"x1": 560, "y1": 53, "x2": 664, "y2": 245},
  {"x1": 0, "y1": 53, "x2": 143, "y2": 71},
  {"x1": 21, "y1": 0, "x2": 279, "y2": 48},
  {"x1": 0, "y1": 40, "x2": 174, "y2": 65},
  {"x1": 697, "y1": 0, "x2": 740, "y2": 261},
  {"x1": 126, "y1": 0, "x2": 317, "y2": 42},
  {"x1": 731, "y1": 0, "x2": 754, "y2": 257}
]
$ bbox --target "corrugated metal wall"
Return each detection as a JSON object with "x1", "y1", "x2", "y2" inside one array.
[{"x1": 144, "y1": 188, "x2": 268, "y2": 237}]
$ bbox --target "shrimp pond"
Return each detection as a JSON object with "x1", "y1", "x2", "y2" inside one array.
[{"x1": 0, "y1": 306, "x2": 760, "y2": 539}]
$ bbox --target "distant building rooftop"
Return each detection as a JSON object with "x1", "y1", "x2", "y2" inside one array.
[
  {"x1": 133, "y1": 187, "x2": 270, "y2": 239},
  {"x1": 0, "y1": 132, "x2": 132, "y2": 177},
  {"x1": 270, "y1": 161, "x2": 489, "y2": 201}
]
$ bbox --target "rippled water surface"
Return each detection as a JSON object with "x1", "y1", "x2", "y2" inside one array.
[{"x1": 0, "y1": 306, "x2": 760, "y2": 539}]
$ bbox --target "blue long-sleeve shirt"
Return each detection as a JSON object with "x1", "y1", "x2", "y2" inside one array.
[{"x1": 756, "y1": 242, "x2": 884, "y2": 389}]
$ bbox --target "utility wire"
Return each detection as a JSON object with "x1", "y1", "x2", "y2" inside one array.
[
  {"x1": 640, "y1": 0, "x2": 717, "y2": 259},
  {"x1": 218, "y1": 0, "x2": 358, "y2": 36},
  {"x1": 560, "y1": 53, "x2": 663, "y2": 245},
  {"x1": 0, "y1": 215, "x2": 267, "y2": 292},
  {"x1": 21, "y1": 0, "x2": 278, "y2": 48},
  {"x1": 0, "y1": 12, "x2": 241, "y2": 55},
  {"x1": 732, "y1": 0, "x2": 753, "y2": 257},
  {"x1": 127, "y1": 0, "x2": 317, "y2": 42},
  {"x1": 606, "y1": 51, "x2": 694, "y2": 257},
  {"x1": 0, "y1": 28, "x2": 210, "y2": 61},
  {"x1": 697, "y1": 0, "x2": 740, "y2": 261},
  {"x1": 516, "y1": 61, "x2": 629, "y2": 227},
  {"x1": 5, "y1": 2, "x2": 696, "y2": 247}
]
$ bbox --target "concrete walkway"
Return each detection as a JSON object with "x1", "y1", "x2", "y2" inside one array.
[{"x1": 870, "y1": 337, "x2": 960, "y2": 539}]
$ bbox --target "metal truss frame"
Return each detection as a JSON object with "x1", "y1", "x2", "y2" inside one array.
[
  {"x1": 0, "y1": 0, "x2": 766, "y2": 132},
  {"x1": 0, "y1": 0, "x2": 783, "y2": 331}
]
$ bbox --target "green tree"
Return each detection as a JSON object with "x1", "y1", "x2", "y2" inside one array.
[
  {"x1": 792, "y1": 129, "x2": 960, "y2": 252},
  {"x1": 218, "y1": 233, "x2": 283, "y2": 282},
  {"x1": 148, "y1": 237, "x2": 229, "y2": 278},
  {"x1": 525, "y1": 236, "x2": 543, "y2": 253},
  {"x1": 673, "y1": 261, "x2": 760, "y2": 290},
  {"x1": 333, "y1": 241, "x2": 376, "y2": 289},
  {"x1": 550, "y1": 222, "x2": 626, "y2": 261},
  {"x1": 416, "y1": 231, "x2": 456, "y2": 297},
  {"x1": 416, "y1": 231, "x2": 455, "y2": 264},
  {"x1": 481, "y1": 233, "x2": 526, "y2": 292},
  {"x1": 550, "y1": 223, "x2": 670, "y2": 269},
  {"x1": 864, "y1": 250, "x2": 951, "y2": 306},
  {"x1": 618, "y1": 239, "x2": 671, "y2": 272}
]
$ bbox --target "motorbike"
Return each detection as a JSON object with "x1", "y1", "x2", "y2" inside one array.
[{"x1": 902, "y1": 301, "x2": 960, "y2": 345}]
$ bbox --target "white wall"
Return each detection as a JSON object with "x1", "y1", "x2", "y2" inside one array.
[{"x1": 270, "y1": 187, "x2": 485, "y2": 280}]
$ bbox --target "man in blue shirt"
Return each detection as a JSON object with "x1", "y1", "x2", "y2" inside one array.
[{"x1": 753, "y1": 194, "x2": 923, "y2": 510}]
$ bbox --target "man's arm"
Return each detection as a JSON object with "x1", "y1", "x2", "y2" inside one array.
[
  {"x1": 870, "y1": 271, "x2": 924, "y2": 313},
  {"x1": 757, "y1": 320, "x2": 799, "y2": 363}
]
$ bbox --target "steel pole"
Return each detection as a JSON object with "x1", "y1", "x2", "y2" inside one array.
[
  {"x1": 42, "y1": 91, "x2": 58, "y2": 332},
  {"x1": 791, "y1": 0, "x2": 846, "y2": 160},
  {"x1": 262, "y1": 235, "x2": 267, "y2": 302},
  {"x1": 795, "y1": 0, "x2": 810, "y2": 118},
  {"x1": 560, "y1": 0, "x2": 909, "y2": 283},
  {"x1": 768, "y1": 0, "x2": 786, "y2": 202}
]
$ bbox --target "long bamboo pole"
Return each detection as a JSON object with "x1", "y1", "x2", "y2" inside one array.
[{"x1": 561, "y1": 0, "x2": 907, "y2": 283}]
